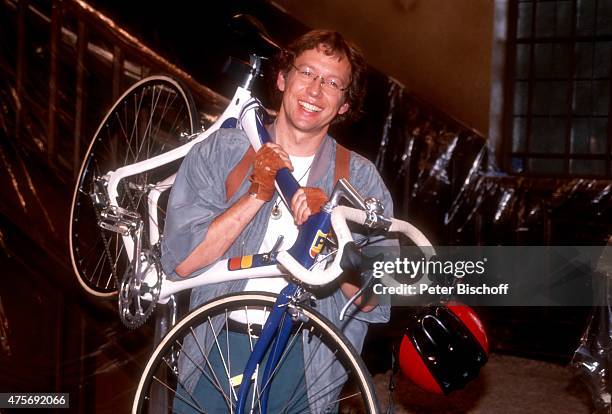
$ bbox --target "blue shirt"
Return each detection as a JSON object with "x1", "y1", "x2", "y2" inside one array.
[{"x1": 162, "y1": 127, "x2": 394, "y2": 411}]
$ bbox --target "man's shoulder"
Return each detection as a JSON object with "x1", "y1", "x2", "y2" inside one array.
[
  {"x1": 339, "y1": 143, "x2": 391, "y2": 198},
  {"x1": 345, "y1": 147, "x2": 377, "y2": 176},
  {"x1": 190, "y1": 128, "x2": 250, "y2": 159}
]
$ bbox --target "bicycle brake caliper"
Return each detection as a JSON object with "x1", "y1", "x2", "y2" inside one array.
[{"x1": 286, "y1": 289, "x2": 314, "y2": 323}]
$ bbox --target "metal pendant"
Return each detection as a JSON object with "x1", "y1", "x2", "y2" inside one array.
[{"x1": 271, "y1": 203, "x2": 282, "y2": 220}]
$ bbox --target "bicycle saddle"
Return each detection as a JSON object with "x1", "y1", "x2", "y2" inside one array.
[{"x1": 229, "y1": 14, "x2": 283, "y2": 58}]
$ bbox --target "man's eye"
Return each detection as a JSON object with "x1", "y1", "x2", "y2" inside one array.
[
  {"x1": 301, "y1": 70, "x2": 313, "y2": 77},
  {"x1": 328, "y1": 80, "x2": 340, "y2": 89}
]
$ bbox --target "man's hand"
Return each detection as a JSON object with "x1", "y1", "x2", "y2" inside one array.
[
  {"x1": 291, "y1": 187, "x2": 328, "y2": 225},
  {"x1": 249, "y1": 143, "x2": 293, "y2": 201}
]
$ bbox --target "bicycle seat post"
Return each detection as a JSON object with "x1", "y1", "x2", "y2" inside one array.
[{"x1": 241, "y1": 54, "x2": 264, "y2": 91}]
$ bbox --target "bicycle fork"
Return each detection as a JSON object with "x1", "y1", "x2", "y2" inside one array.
[{"x1": 235, "y1": 283, "x2": 298, "y2": 414}]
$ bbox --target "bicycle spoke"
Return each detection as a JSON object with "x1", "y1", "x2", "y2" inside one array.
[
  {"x1": 207, "y1": 316, "x2": 239, "y2": 404},
  {"x1": 223, "y1": 310, "x2": 232, "y2": 413},
  {"x1": 158, "y1": 356, "x2": 206, "y2": 413},
  {"x1": 188, "y1": 327, "x2": 234, "y2": 410},
  {"x1": 139, "y1": 86, "x2": 160, "y2": 158},
  {"x1": 151, "y1": 375, "x2": 206, "y2": 414},
  {"x1": 126, "y1": 89, "x2": 145, "y2": 164},
  {"x1": 113, "y1": 110, "x2": 135, "y2": 163},
  {"x1": 149, "y1": 87, "x2": 177, "y2": 153},
  {"x1": 241, "y1": 305, "x2": 264, "y2": 414}
]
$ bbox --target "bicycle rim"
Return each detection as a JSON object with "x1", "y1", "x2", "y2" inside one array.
[
  {"x1": 132, "y1": 292, "x2": 380, "y2": 413},
  {"x1": 69, "y1": 76, "x2": 197, "y2": 297}
]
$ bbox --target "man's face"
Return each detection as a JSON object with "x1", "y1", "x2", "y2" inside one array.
[{"x1": 276, "y1": 46, "x2": 351, "y2": 136}]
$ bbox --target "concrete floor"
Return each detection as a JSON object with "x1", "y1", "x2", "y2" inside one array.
[{"x1": 373, "y1": 353, "x2": 594, "y2": 414}]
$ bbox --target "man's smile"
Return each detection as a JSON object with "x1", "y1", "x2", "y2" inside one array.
[{"x1": 298, "y1": 100, "x2": 323, "y2": 113}]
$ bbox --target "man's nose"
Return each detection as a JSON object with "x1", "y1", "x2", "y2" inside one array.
[{"x1": 306, "y1": 76, "x2": 323, "y2": 95}]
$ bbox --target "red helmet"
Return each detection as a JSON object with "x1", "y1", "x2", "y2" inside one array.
[{"x1": 399, "y1": 302, "x2": 489, "y2": 395}]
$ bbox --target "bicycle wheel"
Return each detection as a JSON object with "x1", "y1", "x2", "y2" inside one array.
[
  {"x1": 132, "y1": 292, "x2": 380, "y2": 413},
  {"x1": 69, "y1": 76, "x2": 198, "y2": 297}
]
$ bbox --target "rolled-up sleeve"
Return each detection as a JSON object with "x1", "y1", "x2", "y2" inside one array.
[{"x1": 161, "y1": 129, "x2": 250, "y2": 278}]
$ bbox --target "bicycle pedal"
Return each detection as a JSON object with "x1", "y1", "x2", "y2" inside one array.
[{"x1": 98, "y1": 205, "x2": 141, "y2": 236}]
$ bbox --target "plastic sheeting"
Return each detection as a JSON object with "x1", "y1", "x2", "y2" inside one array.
[
  {"x1": 572, "y1": 240, "x2": 612, "y2": 414},
  {"x1": 372, "y1": 82, "x2": 611, "y2": 412},
  {"x1": 372, "y1": 84, "x2": 611, "y2": 246}
]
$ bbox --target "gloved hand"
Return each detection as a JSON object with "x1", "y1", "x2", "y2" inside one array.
[
  {"x1": 249, "y1": 143, "x2": 293, "y2": 201},
  {"x1": 291, "y1": 187, "x2": 328, "y2": 225},
  {"x1": 303, "y1": 187, "x2": 328, "y2": 213}
]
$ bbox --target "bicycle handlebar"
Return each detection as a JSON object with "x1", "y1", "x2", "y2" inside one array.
[
  {"x1": 277, "y1": 206, "x2": 436, "y2": 287},
  {"x1": 158, "y1": 205, "x2": 435, "y2": 302}
]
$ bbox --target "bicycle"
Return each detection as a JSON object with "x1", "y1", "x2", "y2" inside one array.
[{"x1": 69, "y1": 26, "x2": 435, "y2": 413}]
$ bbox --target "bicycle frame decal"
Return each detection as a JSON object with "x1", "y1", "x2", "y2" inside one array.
[
  {"x1": 309, "y1": 229, "x2": 329, "y2": 258},
  {"x1": 228, "y1": 255, "x2": 253, "y2": 270},
  {"x1": 227, "y1": 254, "x2": 276, "y2": 271},
  {"x1": 288, "y1": 211, "x2": 332, "y2": 268}
]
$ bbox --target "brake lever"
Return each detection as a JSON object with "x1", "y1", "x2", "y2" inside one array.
[
  {"x1": 339, "y1": 270, "x2": 376, "y2": 321},
  {"x1": 340, "y1": 242, "x2": 384, "y2": 273},
  {"x1": 338, "y1": 242, "x2": 384, "y2": 321}
]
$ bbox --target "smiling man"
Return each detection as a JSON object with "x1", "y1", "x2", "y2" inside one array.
[
  {"x1": 274, "y1": 47, "x2": 351, "y2": 154},
  {"x1": 162, "y1": 30, "x2": 393, "y2": 413}
]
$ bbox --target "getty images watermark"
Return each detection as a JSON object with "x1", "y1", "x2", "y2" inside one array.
[
  {"x1": 372, "y1": 256, "x2": 510, "y2": 296},
  {"x1": 366, "y1": 246, "x2": 606, "y2": 306}
]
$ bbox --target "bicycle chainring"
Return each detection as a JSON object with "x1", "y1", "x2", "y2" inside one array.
[{"x1": 118, "y1": 249, "x2": 162, "y2": 329}]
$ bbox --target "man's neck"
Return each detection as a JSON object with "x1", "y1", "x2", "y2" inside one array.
[{"x1": 273, "y1": 116, "x2": 327, "y2": 156}]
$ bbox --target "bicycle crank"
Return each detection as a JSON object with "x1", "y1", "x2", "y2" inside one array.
[{"x1": 118, "y1": 249, "x2": 162, "y2": 329}]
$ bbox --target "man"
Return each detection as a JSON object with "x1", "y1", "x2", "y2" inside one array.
[{"x1": 162, "y1": 29, "x2": 392, "y2": 412}]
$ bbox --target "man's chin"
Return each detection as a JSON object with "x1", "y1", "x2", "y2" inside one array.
[
  {"x1": 293, "y1": 122, "x2": 328, "y2": 136},
  {"x1": 293, "y1": 114, "x2": 333, "y2": 131}
]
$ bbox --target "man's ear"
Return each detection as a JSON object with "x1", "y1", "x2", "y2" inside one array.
[
  {"x1": 338, "y1": 102, "x2": 349, "y2": 115},
  {"x1": 276, "y1": 71, "x2": 286, "y2": 92}
]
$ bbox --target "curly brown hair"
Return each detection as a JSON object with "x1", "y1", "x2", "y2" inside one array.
[{"x1": 273, "y1": 30, "x2": 368, "y2": 124}]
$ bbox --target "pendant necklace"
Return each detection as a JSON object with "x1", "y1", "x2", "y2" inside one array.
[{"x1": 271, "y1": 162, "x2": 313, "y2": 220}]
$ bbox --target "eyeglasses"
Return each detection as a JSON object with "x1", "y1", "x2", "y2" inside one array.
[{"x1": 290, "y1": 64, "x2": 348, "y2": 93}]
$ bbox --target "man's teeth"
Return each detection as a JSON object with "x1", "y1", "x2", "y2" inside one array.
[{"x1": 299, "y1": 101, "x2": 322, "y2": 112}]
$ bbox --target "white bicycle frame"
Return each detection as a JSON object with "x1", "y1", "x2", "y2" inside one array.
[{"x1": 104, "y1": 85, "x2": 254, "y2": 259}]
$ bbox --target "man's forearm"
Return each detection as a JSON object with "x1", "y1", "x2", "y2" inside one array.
[{"x1": 175, "y1": 194, "x2": 265, "y2": 277}]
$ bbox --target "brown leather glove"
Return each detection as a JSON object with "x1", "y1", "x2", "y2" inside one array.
[
  {"x1": 249, "y1": 145, "x2": 289, "y2": 201},
  {"x1": 303, "y1": 187, "x2": 328, "y2": 214}
]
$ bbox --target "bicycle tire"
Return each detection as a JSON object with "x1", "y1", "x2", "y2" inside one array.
[
  {"x1": 132, "y1": 292, "x2": 380, "y2": 413},
  {"x1": 69, "y1": 75, "x2": 198, "y2": 297}
]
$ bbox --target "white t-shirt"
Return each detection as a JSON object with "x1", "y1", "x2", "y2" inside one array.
[
  {"x1": 232, "y1": 154, "x2": 314, "y2": 325},
  {"x1": 245, "y1": 154, "x2": 315, "y2": 293}
]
